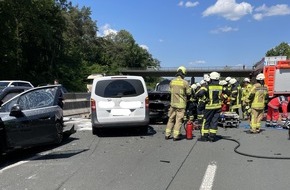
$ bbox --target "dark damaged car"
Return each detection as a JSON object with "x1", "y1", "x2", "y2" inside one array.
[
  {"x1": 0, "y1": 85, "x2": 65, "y2": 155},
  {"x1": 149, "y1": 79, "x2": 171, "y2": 123}
]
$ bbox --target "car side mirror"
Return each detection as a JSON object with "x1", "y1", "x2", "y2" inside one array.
[{"x1": 10, "y1": 104, "x2": 23, "y2": 117}]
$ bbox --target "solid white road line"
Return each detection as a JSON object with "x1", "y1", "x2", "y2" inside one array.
[
  {"x1": 0, "y1": 150, "x2": 55, "y2": 173},
  {"x1": 199, "y1": 161, "x2": 217, "y2": 190}
]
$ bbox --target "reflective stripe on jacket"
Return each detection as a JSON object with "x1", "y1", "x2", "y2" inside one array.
[
  {"x1": 241, "y1": 83, "x2": 252, "y2": 103},
  {"x1": 268, "y1": 96, "x2": 288, "y2": 114},
  {"x1": 170, "y1": 76, "x2": 191, "y2": 109},
  {"x1": 231, "y1": 84, "x2": 242, "y2": 109},
  {"x1": 248, "y1": 83, "x2": 268, "y2": 109},
  {"x1": 205, "y1": 83, "x2": 223, "y2": 109},
  {"x1": 195, "y1": 86, "x2": 208, "y2": 104}
]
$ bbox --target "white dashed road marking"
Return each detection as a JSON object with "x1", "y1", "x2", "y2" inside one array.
[{"x1": 199, "y1": 161, "x2": 217, "y2": 190}]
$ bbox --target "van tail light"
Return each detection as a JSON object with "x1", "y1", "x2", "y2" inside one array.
[
  {"x1": 145, "y1": 96, "x2": 149, "y2": 108},
  {"x1": 91, "y1": 98, "x2": 96, "y2": 111}
]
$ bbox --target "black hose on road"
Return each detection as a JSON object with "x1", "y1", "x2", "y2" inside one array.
[{"x1": 222, "y1": 137, "x2": 290, "y2": 160}]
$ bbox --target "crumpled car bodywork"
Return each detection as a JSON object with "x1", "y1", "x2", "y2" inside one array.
[
  {"x1": 0, "y1": 85, "x2": 64, "y2": 154},
  {"x1": 149, "y1": 80, "x2": 171, "y2": 123}
]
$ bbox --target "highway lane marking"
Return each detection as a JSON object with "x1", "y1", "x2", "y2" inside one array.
[
  {"x1": 0, "y1": 149, "x2": 56, "y2": 173},
  {"x1": 199, "y1": 161, "x2": 217, "y2": 190}
]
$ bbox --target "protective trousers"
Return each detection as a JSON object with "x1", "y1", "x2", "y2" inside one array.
[
  {"x1": 201, "y1": 108, "x2": 220, "y2": 137},
  {"x1": 266, "y1": 107, "x2": 279, "y2": 127},
  {"x1": 165, "y1": 107, "x2": 185, "y2": 138},
  {"x1": 197, "y1": 103, "x2": 205, "y2": 125},
  {"x1": 250, "y1": 108, "x2": 264, "y2": 132}
]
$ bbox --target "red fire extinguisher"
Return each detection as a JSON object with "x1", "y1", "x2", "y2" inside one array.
[{"x1": 185, "y1": 120, "x2": 194, "y2": 140}]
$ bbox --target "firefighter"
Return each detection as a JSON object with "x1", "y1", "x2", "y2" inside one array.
[
  {"x1": 247, "y1": 73, "x2": 269, "y2": 133},
  {"x1": 196, "y1": 82, "x2": 201, "y2": 92},
  {"x1": 225, "y1": 76, "x2": 232, "y2": 109},
  {"x1": 266, "y1": 96, "x2": 290, "y2": 128},
  {"x1": 241, "y1": 78, "x2": 252, "y2": 120},
  {"x1": 225, "y1": 76, "x2": 231, "y2": 84},
  {"x1": 204, "y1": 74, "x2": 211, "y2": 85},
  {"x1": 185, "y1": 84, "x2": 198, "y2": 121},
  {"x1": 200, "y1": 71, "x2": 223, "y2": 142},
  {"x1": 165, "y1": 66, "x2": 191, "y2": 141},
  {"x1": 229, "y1": 78, "x2": 242, "y2": 115},
  {"x1": 195, "y1": 80, "x2": 208, "y2": 128},
  {"x1": 219, "y1": 80, "x2": 229, "y2": 112}
]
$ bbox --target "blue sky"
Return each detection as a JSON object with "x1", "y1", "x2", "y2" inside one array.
[{"x1": 70, "y1": 0, "x2": 290, "y2": 69}]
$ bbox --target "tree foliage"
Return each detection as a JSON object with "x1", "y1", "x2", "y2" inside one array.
[
  {"x1": 266, "y1": 42, "x2": 290, "y2": 58},
  {"x1": 0, "y1": 0, "x2": 160, "y2": 91}
]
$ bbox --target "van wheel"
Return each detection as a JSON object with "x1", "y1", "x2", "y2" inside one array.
[
  {"x1": 92, "y1": 127, "x2": 98, "y2": 135},
  {"x1": 92, "y1": 127, "x2": 102, "y2": 135}
]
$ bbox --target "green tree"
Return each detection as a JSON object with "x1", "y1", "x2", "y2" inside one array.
[
  {"x1": 0, "y1": 0, "x2": 160, "y2": 91},
  {"x1": 0, "y1": 0, "x2": 67, "y2": 85},
  {"x1": 266, "y1": 42, "x2": 290, "y2": 58}
]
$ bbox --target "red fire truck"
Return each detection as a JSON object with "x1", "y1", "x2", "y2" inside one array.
[{"x1": 253, "y1": 56, "x2": 290, "y2": 98}]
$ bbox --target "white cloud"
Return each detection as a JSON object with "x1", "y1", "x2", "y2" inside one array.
[
  {"x1": 178, "y1": 1, "x2": 184, "y2": 7},
  {"x1": 203, "y1": 0, "x2": 253, "y2": 21},
  {"x1": 190, "y1": 60, "x2": 206, "y2": 65},
  {"x1": 253, "y1": 4, "x2": 290, "y2": 20},
  {"x1": 98, "y1": 24, "x2": 118, "y2": 37},
  {"x1": 140, "y1": 44, "x2": 149, "y2": 51},
  {"x1": 210, "y1": 26, "x2": 239, "y2": 34},
  {"x1": 178, "y1": 1, "x2": 199, "y2": 8},
  {"x1": 185, "y1": 1, "x2": 199, "y2": 8}
]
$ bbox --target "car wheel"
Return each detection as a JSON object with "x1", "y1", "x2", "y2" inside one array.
[{"x1": 55, "y1": 121, "x2": 63, "y2": 143}]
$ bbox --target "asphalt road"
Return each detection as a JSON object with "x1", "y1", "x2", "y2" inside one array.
[{"x1": 1, "y1": 118, "x2": 290, "y2": 190}]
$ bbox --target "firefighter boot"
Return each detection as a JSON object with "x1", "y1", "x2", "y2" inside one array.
[
  {"x1": 199, "y1": 133, "x2": 209, "y2": 142},
  {"x1": 208, "y1": 133, "x2": 216, "y2": 142}
]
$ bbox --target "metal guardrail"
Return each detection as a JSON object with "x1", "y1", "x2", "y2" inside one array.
[
  {"x1": 123, "y1": 65, "x2": 253, "y2": 71},
  {"x1": 63, "y1": 93, "x2": 90, "y2": 117},
  {"x1": 120, "y1": 66, "x2": 254, "y2": 77}
]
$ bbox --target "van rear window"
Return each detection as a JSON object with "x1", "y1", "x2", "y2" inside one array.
[{"x1": 95, "y1": 79, "x2": 145, "y2": 98}]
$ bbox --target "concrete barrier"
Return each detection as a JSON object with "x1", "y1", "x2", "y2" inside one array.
[{"x1": 63, "y1": 92, "x2": 90, "y2": 117}]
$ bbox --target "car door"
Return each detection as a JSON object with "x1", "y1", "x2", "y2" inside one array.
[{"x1": 0, "y1": 86, "x2": 62, "y2": 148}]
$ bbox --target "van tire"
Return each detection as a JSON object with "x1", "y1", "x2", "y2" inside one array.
[{"x1": 92, "y1": 127, "x2": 98, "y2": 135}]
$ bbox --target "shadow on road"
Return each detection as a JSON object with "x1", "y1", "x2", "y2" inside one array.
[{"x1": 93, "y1": 126, "x2": 157, "y2": 137}]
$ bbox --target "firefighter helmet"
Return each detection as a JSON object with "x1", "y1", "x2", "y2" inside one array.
[
  {"x1": 256, "y1": 73, "x2": 265, "y2": 80},
  {"x1": 204, "y1": 74, "x2": 210, "y2": 82},
  {"x1": 219, "y1": 80, "x2": 227, "y2": 86},
  {"x1": 196, "y1": 82, "x2": 201, "y2": 87},
  {"x1": 229, "y1": 78, "x2": 237, "y2": 85},
  {"x1": 177, "y1": 66, "x2": 186, "y2": 75},
  {"x1": 225, "y1": 77, "x2": 231, "y2": 82},
  {"x1": 191, "y1": 84, "x2": 197, "y2": 90},
  {"x1": 243, "y1": 78, "x2": 250, "y2": 83},
  {"x1": 200, "y1": 80, "x2": 206, "y2": 85},
  {"x1": 209, "y1": 72, "x2": 220, "y2": 80}
]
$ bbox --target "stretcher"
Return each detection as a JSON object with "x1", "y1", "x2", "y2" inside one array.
[{"x1": 218, "y1": 111, "x2": 240, "y2": 128}]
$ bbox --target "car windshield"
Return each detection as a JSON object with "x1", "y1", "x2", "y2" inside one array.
[
  {"x1": 95, "y1": 79, "x2": 144, "y2": 98},
  {"x1": 0, "y1": 82, "x2": 9, "y2": 87}
]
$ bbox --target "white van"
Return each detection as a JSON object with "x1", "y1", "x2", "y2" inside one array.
[{"x1": 90, "y1": 75, "x2": 149, "y2": 134}]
